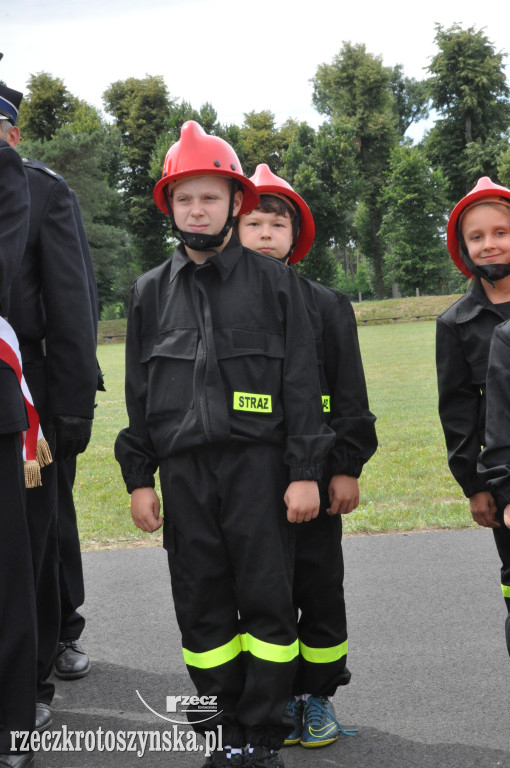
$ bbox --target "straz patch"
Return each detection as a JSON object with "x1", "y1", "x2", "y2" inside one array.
[
  {"x1": 233, "y1": 392, "x2": 272, "y2": 413},
  {"x1": 322, "y1": 396, "x2": 331, "y2": 413}
]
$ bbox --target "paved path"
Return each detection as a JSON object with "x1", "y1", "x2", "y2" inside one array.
[{"x1": 36, "y1": 529, "x2": 510, "y2": 767}]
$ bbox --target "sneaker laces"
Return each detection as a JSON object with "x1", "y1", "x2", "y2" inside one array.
[
  {"x1": 286, "y1": 698, "x2": 302, "y2": 719},
  {"x1": 305, "y1": 697, "x2": 357, "y2": 737}
]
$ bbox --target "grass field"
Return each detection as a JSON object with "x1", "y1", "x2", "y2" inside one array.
[{"x1": 74, "y1": 315, "x2": 474, "y2": 550}]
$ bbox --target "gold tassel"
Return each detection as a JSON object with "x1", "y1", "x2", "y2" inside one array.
[
  {"x1": 24, "y1": 460, "x2": 42, "y2": 488},
  {"x1": 36, "y1": 438, "x2": 53, "y2": 468}
]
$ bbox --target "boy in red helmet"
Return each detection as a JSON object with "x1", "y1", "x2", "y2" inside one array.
[
  {"x1": 115, "y1": 123, "x2": 335, "y2": 768},
  {"x1": 437, "y1": 177, "x2": 510, "y2": 654},
  {"x1": 238, "y1": 164, "x2": 377, "y2": 749}
]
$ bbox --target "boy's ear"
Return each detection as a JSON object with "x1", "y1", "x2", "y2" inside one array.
[{"x1": 232, "y1": 189, "x2": 244, "y2": 217}]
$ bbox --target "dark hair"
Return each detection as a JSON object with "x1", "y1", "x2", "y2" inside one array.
[{"x1": 256, "y1": 194, "x2": 298, "y2": 222}]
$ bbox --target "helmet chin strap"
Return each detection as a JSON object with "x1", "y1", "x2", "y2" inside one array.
[
  {"x1": 163, "y1": 185, "x2": 237, "y2": 253},
  {"x1": 460, "y1": 240, "x2": 510, "y2": 287}
]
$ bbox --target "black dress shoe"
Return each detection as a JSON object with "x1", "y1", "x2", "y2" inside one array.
[
  {"x1": 54, "y1": 639, "x2": 90, "y2": 679},
  {"x1": 0, "y1": 754, "x2": 35, "y2": 767},
  {"x1": 35, "y1": 702, "x2": 52, "y2": 732}
]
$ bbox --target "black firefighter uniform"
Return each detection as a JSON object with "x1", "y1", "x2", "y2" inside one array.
[
  {"x1": 0, "y1": 139, "x2": 37, "y2": 753},
  {"x1": 437, "y1": 278, "x2": 510, "y2": 609},
  {"x1": 115, "y1": 235, "x2": 335, "y2": 749},
  {"x1": 292, "y1": 275, "x2": 377, "y2": 697}
]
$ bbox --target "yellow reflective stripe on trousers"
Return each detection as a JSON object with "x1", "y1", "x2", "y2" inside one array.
[
  {"x1": 299, "y1": 639, "x2": 348, "y2": 664},
  {"x1": 502, "y1": 584, "x2": 510, "y2": 598},
  {"x1": 183, "y1": 634, "x2": 243, "y2": 669},
  {"x1": 240, "y1": 633, "x2": 299, "y2": 663},
  {"x1": 182, "y1": 633, "x2": 298, "y2": 669}
]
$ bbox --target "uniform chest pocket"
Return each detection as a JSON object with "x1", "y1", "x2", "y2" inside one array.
[
  {"x1": 215, "y1": 328, "x2": 285, "y2": 414},
  {"x1": 141, "y1": 329, "x2": 198, "y2": 420}
]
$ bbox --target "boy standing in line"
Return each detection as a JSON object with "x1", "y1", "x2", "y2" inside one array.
[
  {"x1": 238, "y1": 164, "x2": 377, "y2": 749},
  {"x1": 115, "y1": 123, "x2": 335, "y2": 768}
]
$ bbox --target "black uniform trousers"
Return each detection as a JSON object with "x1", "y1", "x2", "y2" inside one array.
[
  {"x1": 161, "y1": 442, "x2": 297, "y2": 750},
  {"x1": 57, "y1": 456, "x2": 85, "y2": 641},
  {"x1": 292, "y1": 482, "x2": 351, "y2": 697},
  {"x1": 23, "y1": 358, "x2": 60, "y2": 705},
  {"x1": 0, "y1": 433, "x2": 37, "y2": 753}
]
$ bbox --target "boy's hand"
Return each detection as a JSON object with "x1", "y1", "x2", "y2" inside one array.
[
  {"x1": 327, "y1": 475, "x2": 360, "y2": 516},
  {"x1": 469, "y1": 491, "x2": 500, "y2": 528},
  {"x1": 131, "y1": 487, "x2": 163, "y2": 532},
  {"x1": 284, "y1": 480, "x2": 320, "y2": 523},
  {"x1": 504, "y1": 504, "x2": 510, "y2": 529}
]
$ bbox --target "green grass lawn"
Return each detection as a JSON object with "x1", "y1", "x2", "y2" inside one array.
[{"x1": 74, "y1": 319, "x2": 473, "y2": 550}]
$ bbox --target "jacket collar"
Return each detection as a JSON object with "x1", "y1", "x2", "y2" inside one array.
[
  {"x1": 456, "y1": 278, "x2": 507, "y2": 323},
  {"x1": 169, "y1": 234, "x2": 243, "y2": 284}
]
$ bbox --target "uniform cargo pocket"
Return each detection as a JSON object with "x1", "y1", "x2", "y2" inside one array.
[{"x1": 141, "y1": 329, "x2": 198, "y2": 420}]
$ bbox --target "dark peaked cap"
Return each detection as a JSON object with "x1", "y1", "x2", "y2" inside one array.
[{"x1": 0, "y1": 83, "x2": 23, "y2": 124}]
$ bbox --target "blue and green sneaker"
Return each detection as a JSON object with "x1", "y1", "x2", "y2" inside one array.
[
  {"x1": 283, "y1": 698, "x2": 304, "y2": 746},
  {"x1": 300, "y1": 696, "x2": 357, "y2": 748}
]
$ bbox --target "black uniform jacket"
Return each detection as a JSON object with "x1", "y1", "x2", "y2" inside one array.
[
  {"x1": 0, "y1": 139, "x2": 29, "y2": 435},
  {"x1": 297, "y1": 275, "x2": 377, "y2": 479},
  {"x1": 7, "y1": 158, "x2": 97, "y2": 419},
  {"x1": 478, "y1": 320, "x2": 510, "y2": 509},
  {"x1": 115, "y1": 236, "x2": 335, "y2": 493},
  {"x1": 436, "y1": 279, "x2": 510, "y2": 498}
]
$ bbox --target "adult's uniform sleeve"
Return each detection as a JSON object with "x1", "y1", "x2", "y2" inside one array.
[
  {"x1": 38, "y1": 175, "x2": 97, "y2": 418},
  {"x1": 0, "y1": 140, "x2": 29, "y2": 310}
]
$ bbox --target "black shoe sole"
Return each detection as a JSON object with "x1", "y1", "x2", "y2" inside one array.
[{"x1": 54, "y1": 662, "x2": 90, "y2": 680}]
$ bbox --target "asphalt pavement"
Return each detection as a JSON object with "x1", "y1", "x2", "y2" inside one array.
[{"x1": 34, "y1": 529, "x2": 510, "y2": 768}]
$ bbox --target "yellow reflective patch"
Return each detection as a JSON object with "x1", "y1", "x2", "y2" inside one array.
[
  {"x1": 502, "y1": 584, "x2": 510, "y2": 598},
  {"x1": 322, "y1": 396, "x2": 331, "y2": 413},
  {"x1": 299, "y1": 639, "x2": 348, "y2": 664},
  {"x1": 240, "y1": 632, "x2": 299, "y2": 663},
  {"x1": 233, "y1": 392, "x2": 272, "y2": 413},
  {"x1": 183, "y1": 635, "x2": 242, "y2": 669}
]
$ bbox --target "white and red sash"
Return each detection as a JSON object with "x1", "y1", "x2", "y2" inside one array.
[{"x1": 0, "y1": 317, "x2": 52, "y2": 487}]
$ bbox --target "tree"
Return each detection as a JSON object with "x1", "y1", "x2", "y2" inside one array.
[
  {"x1": 425, "y1": 23, "x2": 510, "y2": 202},
  {"x1": 312, "y1": 43, "x2": 399, "y2": 297},
  {"x1": 103, "y1": 76, "x2": 173, "y2": 273},
  {"x1": 281, "y1": 120, "x2": 358, "y2": 288},
  {"x1": 239, "y1": 111, "x2": 293, "y2": 177},
  {"x1": 19, "y1": 123, "x2": 131, "y2": 312},
  {"x1": 379, "y1": 143, "x2": 454, "y2": 295},
  {"x1": 17, "y1": 72, "x2": 78, "y2": 140},
  {"x1": 390, "y1": 64, "x2": 430, "y2": 137}
]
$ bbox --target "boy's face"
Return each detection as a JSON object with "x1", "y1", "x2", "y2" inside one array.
[
  {"x1": 238, "y1": 208, "x2": 293, "y2": 261},
  {"x1": 462, "y1": 203, "x2": 510, "y2": 266},
  {"x1": 171, "y1": 175, "x2": 242, "y2": 238}
]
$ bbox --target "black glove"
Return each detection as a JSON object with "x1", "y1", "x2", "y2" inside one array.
[{"x1": 54, "y1": 415, "x2": 93, "y2": 460}]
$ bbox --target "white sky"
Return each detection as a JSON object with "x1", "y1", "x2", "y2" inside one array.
[{"x1": 2, "y1": 0, "x2": 509, "y2": 141}]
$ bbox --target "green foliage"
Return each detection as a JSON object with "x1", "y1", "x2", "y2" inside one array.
[
  {"x1": 239, "y1": 110, "x2": 291, "y2": 177},
  {"x1": 425, "y1": 23, "x2": 510, "y2": 202},
  {"x1": 379, "y1": 143, "x2": 451, "y2": 295},
  {"x1": 19, "y1": 124, "x2": 131, "y2": 312},
  {"x1": 103, "y1": 76, "x2": 173, "y2": 273},
  {"x1": 312, "y1": 42, "x2": 399, "y2": 297},
  {"x1": 390, "y1": 64, "x2": 430, "y2": 136},
  {"x1": 17, "y1": 72, "x2": 78, "y2": 140}
]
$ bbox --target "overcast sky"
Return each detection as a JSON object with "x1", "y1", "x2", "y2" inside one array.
[{"x1": 2, "y1": 0, "x2": 509, "y2": 141}]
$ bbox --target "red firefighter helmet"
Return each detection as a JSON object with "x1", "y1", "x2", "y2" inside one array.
[
  {"x1": 248, "y1": 164, "x2": 315, "y2": 264},
  {"x1": 153, "y1": 121, "x2": 259, "y2": 215},
  {"x1": 447, "y1": 177, "x2": 510, "y2": 278}
]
